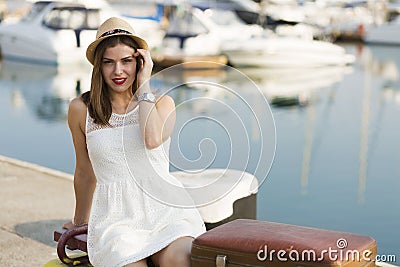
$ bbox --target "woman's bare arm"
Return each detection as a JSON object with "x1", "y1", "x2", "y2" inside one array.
[
  {"x1": 135, "y1": 49, "x2": 176, "y2": 149},
  {"x1": 63, "y1": 97, "x2": 96, "y2": 229},
  {"x1": 138, "y1": 94, "x2": 176, "y2": 149}
]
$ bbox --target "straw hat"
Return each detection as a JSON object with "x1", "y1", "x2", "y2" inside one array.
[{"x1": 86, "y1": 17, "x2": 149, "y2": 65}]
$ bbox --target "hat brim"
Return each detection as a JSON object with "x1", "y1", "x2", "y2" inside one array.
[{"x1": 86, "y1": 33, "x2": 149, "y2": 65}]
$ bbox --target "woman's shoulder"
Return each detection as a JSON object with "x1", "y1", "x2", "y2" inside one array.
[
  {"x1": 68, "y1": 96, "x2": 87, "y2": 123},
  {"x1": 69, "y1": 96, "x2": 87, "y2": 113}
]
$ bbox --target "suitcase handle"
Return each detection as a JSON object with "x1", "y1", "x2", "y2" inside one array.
[{"x1": 57, "y1": 225, "x2": 89, "y2": 266}]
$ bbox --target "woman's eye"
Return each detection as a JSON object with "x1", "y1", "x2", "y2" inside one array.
[
  {"x1": 123, "y1": 59, "x2": 133, "y2": 64},
  {"x1": 103, "y1": 60, "x2": 113, "y2": 64}
]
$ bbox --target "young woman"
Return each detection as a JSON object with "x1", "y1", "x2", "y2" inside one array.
[{"x1": 63, "y1": 17, "x2": 205, "y2": 267}]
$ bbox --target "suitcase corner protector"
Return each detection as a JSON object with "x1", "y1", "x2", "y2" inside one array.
[{"x1": 216, "y1": 254, "x2": 227, "y2": 267}]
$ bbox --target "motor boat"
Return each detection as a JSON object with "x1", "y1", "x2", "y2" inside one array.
[
  {"x1": 0, "y1": 1, "x2": 108, "y2": 65},
  {"x1": 0, "y1": 0, "x2": 163, "y2": 66},
  {"x1": 152, "y1": 6, "x2": 263, "y2": 68},
  {"x1": 151, "y1": 6, "x2": 263, "y2": 69},
  {"x1": 261, "y1": 0, "x2": 379, "y2": 41},
  {"x1": 222, "y1": 36, "x2": 356, "y2": 68}
]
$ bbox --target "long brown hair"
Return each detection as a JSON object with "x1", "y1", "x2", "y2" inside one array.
[{"x1": 82, "y1": 35, "x2": 140, "y2": 125}]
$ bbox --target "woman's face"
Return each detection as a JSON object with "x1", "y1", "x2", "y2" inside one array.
[{"x1": 101, "y1": 43, "x2": 137, "y2": 95}]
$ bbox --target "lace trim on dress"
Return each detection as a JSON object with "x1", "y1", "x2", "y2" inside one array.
[{"x1": 86, "y1": 107, "x2": 139, "y2": 134}]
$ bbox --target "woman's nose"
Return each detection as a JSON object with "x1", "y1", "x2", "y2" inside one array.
[{"x1": 114, "y1": 62, "x2": 123, "y2": 75}]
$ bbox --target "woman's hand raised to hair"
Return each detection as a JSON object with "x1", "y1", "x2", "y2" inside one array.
[{"x1": 135, "y1": 49, "x2": 154, "y2": 91}]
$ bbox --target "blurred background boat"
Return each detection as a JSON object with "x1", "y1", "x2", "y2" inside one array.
[
  {"x1": 222, "y1": 36, "x2": 355, "y2": 68},
  {"x1": 0, "y1": 0, "x2": 163, "y2": 66},
  {"x1": 151, "y1": 5, "x2": 263, "y2": 69},
  {"x1": 259, "y1": 0, "x2": 388, "y2": 41}
]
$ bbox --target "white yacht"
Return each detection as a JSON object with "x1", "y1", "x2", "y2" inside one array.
[
  {"x1": 222, "y1": 36, "x2": 355, "y2": 68},
  {"x1": 151, "y1": 6, "x2": 263, "y2": 68},
  {"x1": 0, "y1": 0, "x2": 162, "y2": 65}
]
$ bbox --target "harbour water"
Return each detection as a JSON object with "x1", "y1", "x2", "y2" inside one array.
[{"x1": 0, "y1": 43, "x2": 399, "y2": 261}]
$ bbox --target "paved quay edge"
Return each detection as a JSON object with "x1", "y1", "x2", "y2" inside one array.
[{"x1": 0, "y1": 154, "x2": 73, "y2": 181}]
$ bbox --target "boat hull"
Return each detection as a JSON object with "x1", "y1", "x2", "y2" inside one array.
[
  {"x1": 224, "y1": 50, "x2": 355, "y2": 68},
  {"x1": 0, "y1": 22, "x2": 95, "y2": 65},
  {"x1": 222, "y1": 38, "x2": 355, "y2": 68}
]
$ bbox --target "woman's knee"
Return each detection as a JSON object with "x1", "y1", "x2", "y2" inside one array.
[
  {"x1": 158, "y1": 237, "x2": 193, "y2": 267},
  {"x1": 162, "y1": 249, "x2": 191, "y2": 266}
]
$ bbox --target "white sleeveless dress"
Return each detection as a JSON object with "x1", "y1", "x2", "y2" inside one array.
[{"x1": 85, "y1": 105, "x2": 206, "y2": 267}]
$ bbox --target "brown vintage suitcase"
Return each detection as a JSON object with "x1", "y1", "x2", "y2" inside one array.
[{"x1": 191, "y1": 219, "x2": 377, "y2": 267}]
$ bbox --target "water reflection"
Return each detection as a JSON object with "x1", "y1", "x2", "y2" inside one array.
[
  {"x1": 1, "y1": 45, "x2": 399, "y2": 117},
  {"x1": 355, "y1": 45, "x2": 400, "y2": 205},
  {"x1": 367, "y1": 45, "x2": 400, "y2": 105},
  {"x1": 0, "y1": 59, "x2": 354, "y2": 122},
  {"x1": 238, "y1": 66, "x2": 353, "y2": 107},
  {"x1": 0, "y1": 60, "x2": 91, "y2": 121}
]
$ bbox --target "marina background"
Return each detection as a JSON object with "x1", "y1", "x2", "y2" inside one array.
[{"x1": 0, "y1": 0, "x2": 399, "y2": 264}]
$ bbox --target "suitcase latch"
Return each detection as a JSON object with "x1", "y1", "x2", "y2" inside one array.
[{"x1": 216, "y1": 255, "x2": 227, "y2": 267}]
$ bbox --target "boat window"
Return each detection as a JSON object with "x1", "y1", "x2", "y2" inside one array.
[
  {"x1": 69, "y1": 10, "x2": 86, "y2": 29},
  {"x1": 43, "y1": 7, "x2": 100, "y2": 30},
  {"x1": 22, "y1": 1, "x2": 51, "y2": 22},
  {"x1": 205, "y1": 9, "x2": 244, "y2": 26},
  {"x1": 87, "y1": 9, "x2": 101, "y2": 29},
  {"x1": 191, "y1": 16, "x2": 208, "y2": 35},
  {"x1": 167, "y1": 8, "x2": 208, "y2": 36},
  {"x1": 190, "y1": 0, "x2": 260, "y2": 13}
]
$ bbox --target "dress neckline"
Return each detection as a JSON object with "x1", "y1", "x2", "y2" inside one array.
[{"x1": 112, "y1": 104, "x2": 139, "y2": 117}]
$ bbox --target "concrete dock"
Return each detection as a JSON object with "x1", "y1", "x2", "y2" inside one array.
[{"x1": 0, "y1": 155, "x2": 75, "y2": 267}]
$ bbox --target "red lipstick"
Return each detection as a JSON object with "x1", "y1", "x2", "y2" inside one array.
[{"x1": 112, "y1": 78, "x2": 126, "y2": 85}]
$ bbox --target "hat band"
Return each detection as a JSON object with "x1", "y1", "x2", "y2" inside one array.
[{"x1": 99, "y1": 29, "x2": 132, "y2": 39}]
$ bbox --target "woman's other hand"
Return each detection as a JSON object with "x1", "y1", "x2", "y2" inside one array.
[{"x1": 62, "y1": 220, "x2": 75, "y2": 230}]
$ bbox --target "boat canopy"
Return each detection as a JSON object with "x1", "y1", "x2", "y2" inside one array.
[{"x1": 42, "y1": 5, "x2": 100, "y2": 30}]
